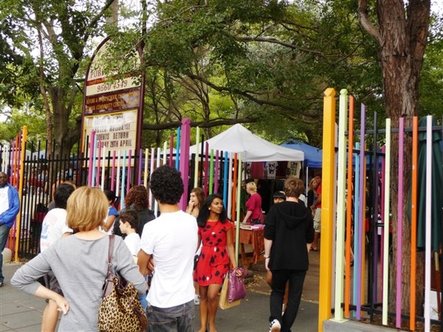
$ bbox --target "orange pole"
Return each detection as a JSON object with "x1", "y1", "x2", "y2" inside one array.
[
  {"x1": 344, "y1": 96, "x2": 355, "y2": 317},
  {"x1": 410, "y1": 116, "x2": 418, "y2": 330}
]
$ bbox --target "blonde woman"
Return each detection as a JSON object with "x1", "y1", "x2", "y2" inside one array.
[
  {"x1": 242, "y1": 181, "x2": 263, "y2": 224},
  {"x1": 11, "y1": 187, "x2": 147, "y2": 331}
]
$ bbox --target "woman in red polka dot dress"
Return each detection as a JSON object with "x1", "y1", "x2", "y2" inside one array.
[{"x1": 194, "y1": 194, "x2": 237, "y2": 332}]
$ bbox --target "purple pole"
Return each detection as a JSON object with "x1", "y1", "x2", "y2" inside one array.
[
  {"x1": 396, "y1": 117, "x2": 404, "y2": 328},
  {"x1": 175, "y1": 127, "x2": 181, "y2": 170},
  {"x1": 137, "y1": 148, "x2": 143, "y2": 185},
  {"x1": 127, "y1": 149, "x2": 132, "y2": 192},
  {"x1": 179, "y1": 118, "x2": 191, "y2": 210},
  {"x1": 203, "y1": 142, "x2": 209, "y2": 196},
  {"x1": 214, "y1": 150, "x2": 220, "y2": 194},
  {"x1": 357, "y1": 104, "x2": 366, "y2": 319}
]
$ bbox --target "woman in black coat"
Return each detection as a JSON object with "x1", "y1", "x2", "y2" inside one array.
[{"x1": 264, "y1": 176, "x2": 314, "y2": 332}]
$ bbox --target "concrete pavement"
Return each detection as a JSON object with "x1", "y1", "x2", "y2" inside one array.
[{"x1": 0, "y1": 253, "x2": 320, "y2": 331}]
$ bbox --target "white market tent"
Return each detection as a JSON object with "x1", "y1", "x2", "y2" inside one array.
[{"x1": 190, "y1": 124, "x2": 304, "y2": 162}]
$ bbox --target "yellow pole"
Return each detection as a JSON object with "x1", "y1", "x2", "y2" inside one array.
[
  {"x1": 14, "y1": 126, "x2": 27, "y2": 263},
  {"x1": 318, "y1": 88, "x2": 336, "y2": 332}
]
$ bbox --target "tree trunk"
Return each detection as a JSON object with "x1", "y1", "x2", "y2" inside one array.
[{"x1": 359, "y1": 0, "x2": 430, "y2": 319}]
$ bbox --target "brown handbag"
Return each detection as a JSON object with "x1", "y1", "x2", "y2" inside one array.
[{"x1": 98, "y1": 235, "x2": 148, "y2": 332}]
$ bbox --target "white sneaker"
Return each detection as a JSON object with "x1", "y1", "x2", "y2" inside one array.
[
  {"x1": 269, "y1": 319, "x2": 281, "y2": 332},
  {"x1": 194, "y1": 294, "x2": 200, "y2": 305}
]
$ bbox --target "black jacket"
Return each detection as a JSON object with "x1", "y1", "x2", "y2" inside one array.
[{"x1": 264, "y1": 201, "x2": 314, "y2": 271}]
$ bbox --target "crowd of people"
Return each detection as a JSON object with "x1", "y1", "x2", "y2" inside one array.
[{"x1": 0, "y1": 166, "x2": 318, "y2": 332}]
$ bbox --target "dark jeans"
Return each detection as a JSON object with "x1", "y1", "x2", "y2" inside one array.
[
  {"x1": 147, "y1": 300, "x2": 194, "y2": 332},
  {"x1": 270, "y1": 269, "x2": 306, "y2": 332},
  {"x1": 0, "y1": 224, "x2": 11, "y2": 282}
]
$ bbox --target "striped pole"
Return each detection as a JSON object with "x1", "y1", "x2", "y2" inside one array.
[
  {"x1": 318, "y1": 88, "x2": 336, "y2": 332},
  {"x1": 382, "y1": 118, "x2": 391, "y2": 325},
  {"x1": 410, "y1": 116, "x2": 418, "y2": 331},
  {"x1": 395, "y1": 117, "x2": 404, "y2": 328},
  {"x1": 424, "y1": 115, "x2": 432, "y2": 332},
  {"x1": 344, "y1": 95, "x2": 354, "y2": 318},
  {"x1": 333, "y1": 89, "x2": 348, "y2": 321}
]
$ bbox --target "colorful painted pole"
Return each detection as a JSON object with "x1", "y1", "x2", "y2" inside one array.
[
  {"x1": 142, "y1": 149, "x2": 148, "y2": 188},
  {"x1": 382, "y1": 118, "x2": 391, "y2": 325},
  {"x1": 169, "y1": 135, "x2": 174, "y2": 168},
  {"x1": 227, "y1": 155, "x2": 233, "y2": 219},
  {"x1": 100, "y1": 145, "x2": 106, "y2": 190},
  {"x1": 352, "y1": 142, "x2": 361, "y2": 317},
  {"x1": 91, "y1": 132, "x2": 98, "y2": 187},
  {"x1": 137, "y1": 148, "x2": 143, "y2": 185},
  {"x1": 214, "y1": 150, "x2": 220, "y2": 194},
  {"x1": 179, "y1": 118, "x2": 191, "y2": 211},
  {"x1": 149, "y1": 147, "x2": 155, "y2": 210},
  {"x1": 111, "y1": 150, "x2": 116, "y2": 191},
  {"x1": 318, "y1": 88, "x2": 336, "y2": 332},
  {"x1": 87, "y1": 131, "x2": 96, "y2": 186},
  {"x1": 223, "y1": 151, "x2": 229, "y2": 207},
  {"x1": 209, "y1": 149, "x2": 214, "y2": 195},
  {"x1": 410, "y1": 116, "x2": 418, "y2": 331},
  {"x1": 127, "y1": 149, "x2": 132, "y2": 192},
  {"x1": 333, "y1": 89, "x2": 348, "y2": 321},
  {"x1": 163, "y1": 141, "x2": 167, "y2": 165},
  {"x1": 203, "y1": 142, "x2": 209, "y2": 196},
  {"x1": 115, "y1": 151, "x2": 121, "y2": 202},
  {"x1": 175, "y1": 127, "x2": 181, "y2": 170},
  {"x1": 371, "y1": 112, "x2": 379, "y2": 311},
  {"x1": 395, "y1": 117, "x2": 404, "y2": 328},
  {"x1": 96, "y1": 141, "x2": 102, "y2": 187},
  {"x1": 231, "y1": 153, "x2": 238, "y2": 225},
  {"x1": 424, "y1": 115, "x2": 432, "y2": 332},
  {"x1": 154, "y1": 147, "x2": 161, "y2": 215},
  {"x1": 120, "y1": 150, "x2": 127, "y2": 209},
  {"x1": 344, "y1": 95, "x2": 354, "y2": 318},
  {"x1": 194, "y1": 127, "x2": 200, "y2": 188},
  {"x1": 235, "y1": 153, "x2": 242, "y2": 264}
]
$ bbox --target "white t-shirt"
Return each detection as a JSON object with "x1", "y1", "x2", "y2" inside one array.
[
  {"x1": 40, "y1": 208, "x2": 73, "y2": 252},
  {"x1": 140, "y1": 210, "x2": 197, "y2": 308},
  {"x1": 0, "y1": 186, "x2": 9, "y2": 215},
  {"x1": 124, "y1": 232, "x2": 141, "y2": 256}
]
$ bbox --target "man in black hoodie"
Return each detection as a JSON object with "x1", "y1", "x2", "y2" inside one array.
[{"x1": 264, "y1": 176, "x2": 314, "y2": 332}]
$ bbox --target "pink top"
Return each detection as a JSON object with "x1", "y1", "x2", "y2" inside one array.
[{"x1": 245, "y1": 193, "x2": 263, "y2": 220}]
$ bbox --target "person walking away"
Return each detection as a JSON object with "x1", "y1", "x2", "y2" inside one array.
[
  {"x1": 242, "y1": 181, "x2": 263, "y2": 224},
  {"x1": 186, "y1": 187, "x2": 205, "y2": 305},
  {"x1": 138, "y1": 165, "x2": 198, "y2": 331},
  {"x1": 39, "y1": 182, "x2": 75, "y2": 332},
  {"x1": 264, "y1": 176, "x2": 314, "y2": 332},
  {"x1": 310, "y1": 176, "x2": 321, "y2": 251},
  {"x1": 0, "y1": 171, "x2": 20, "y2": 288},
  {"x1": 11, "y1": 187, "x2": 147, "y2": 331},
  {"x1": 194, "y1": 194, "x2": 239, "y2": 332}
]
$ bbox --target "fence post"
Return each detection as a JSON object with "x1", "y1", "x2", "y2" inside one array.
[
  {"x1": 14, "y1": 126, "x2": 27, "y2": 262},
  {"x1": 318, "y1": 88, "x2": 336, "y2": 332}
]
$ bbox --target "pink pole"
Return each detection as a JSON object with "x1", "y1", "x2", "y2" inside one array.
[
  {"x1": 111, "y1": 150, "x2": 116, "y2": 191},
  {"x1": 395, "y1": 117, "x2": 404, "y2": 328},
  {"x1": 96, "y1": 141, "x2": 102, "y2": 187},
  {"x1": 179, "y1": 118, "x2": 191, "y2": 210},
  {"x1": 214, "y1": 150, "x2": 220, "y2": 194}
]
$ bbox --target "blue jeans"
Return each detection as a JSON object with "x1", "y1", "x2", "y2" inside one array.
[
  {"x1": 0, "y1": 224, "x2": 11, "y2": 282},
  {"x1": 146, "y1": 300, "x2": 194, "y2": 332}
]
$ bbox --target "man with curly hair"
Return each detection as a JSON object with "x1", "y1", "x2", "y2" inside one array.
[{"x1": 138, "y1": 165, "x2": 198, "y2": 331}]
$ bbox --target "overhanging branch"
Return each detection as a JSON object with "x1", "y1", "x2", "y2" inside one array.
[{"x1": 358, "y1": 0, "x2": 381, "y2": 44}]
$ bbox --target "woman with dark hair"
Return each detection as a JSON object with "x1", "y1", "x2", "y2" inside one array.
[
  {"x1": 186, "y1": 187, "x2": 205, "y2": 218},
  {"x1": 113, "y1": 185, "x2": 155, "y2": 237},
  {"x1": 194, "y1": 194, "x2": 237, "y2": 332}
]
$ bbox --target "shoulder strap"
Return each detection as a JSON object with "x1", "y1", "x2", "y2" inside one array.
[{"x1": 107, "y1": 235, "x2": 115, "y2": 275}]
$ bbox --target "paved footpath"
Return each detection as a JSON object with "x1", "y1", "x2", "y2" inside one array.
[{"x1": 0, "y1": 263, "x2": 318, "y2": 331}]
